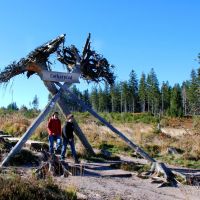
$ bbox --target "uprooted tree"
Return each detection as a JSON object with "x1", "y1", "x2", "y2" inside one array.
[
  {"x1": 0, "y1": 34, "x2": 178, "y2": 186},
  {"x1": 0, "y1": 33, "x2": 115, "y2": 156}
]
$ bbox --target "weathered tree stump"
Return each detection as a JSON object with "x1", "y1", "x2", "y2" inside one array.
[{"x1": 34, "y1": 152, "x2": 71, "y2": 179}]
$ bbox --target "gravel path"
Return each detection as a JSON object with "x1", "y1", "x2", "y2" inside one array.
[{"x1": 55, "y1": 175, "x2": 200, "y2": 200}]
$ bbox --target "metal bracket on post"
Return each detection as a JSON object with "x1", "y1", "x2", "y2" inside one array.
[{"x1": 0, "y1": 83, "x2": 67, "y2": 167}]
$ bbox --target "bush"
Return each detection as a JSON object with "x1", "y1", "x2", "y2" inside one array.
[
  {"x1": 0, "y1": 175, "x2": 75, "y2": 200},
  {"x1": 143, "y1": 144, "x2": 161, "y2": 157}
]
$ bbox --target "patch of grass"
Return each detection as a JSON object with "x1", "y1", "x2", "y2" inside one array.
[
  {"x1": 156, "y1": 154, "x2": 200, "y2": 169},
  {"x1": 74, "y1": 112, "x2": 158, "y2": 124},
  {"x1": 99, "y1": 142, "x2": 132, "y2": 155},
  {"x1": 65, "y1": 185, "x2": 77, "y2": 200},
  {"x1": 0, "y1": 174, "x2": 76, "y2": 200},
  {"x1": 80, "y1": 152, "x2": 120, "y2": 163},
  {"x1": 143, "y1": 144, "x2": 161, "y2": 157},
  {"x1": 111, "y1": 162, "x2": 151, "y2": 174},
  {"x1": 31, "y1": 130, "x2": 48, "y2": 142},
  {"x1": 23, "y1": 109, "x2": 39, "y2": 119}
]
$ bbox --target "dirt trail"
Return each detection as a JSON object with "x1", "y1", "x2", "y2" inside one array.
[
  {"x1": 55, "y1": 175, "x2": 200, "y2": 200},
  {"x1": 52, "y1": 156, "x2": 200, "y2": 200}
]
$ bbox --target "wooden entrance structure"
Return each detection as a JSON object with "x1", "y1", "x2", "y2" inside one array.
[{"x1": 0, "y1": 34, "x2": 177, "y2": 186}]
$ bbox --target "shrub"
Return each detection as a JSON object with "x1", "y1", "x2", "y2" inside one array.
[
  {"x1": 0, "y1": 175, "x2": 75, "y2": 200},
  {"x1": 143, "y1": 144, "x2": 161, "y2": 157}
]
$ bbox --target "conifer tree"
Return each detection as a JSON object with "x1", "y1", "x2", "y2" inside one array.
[
  {"x1": 146, "y1": 68, "x2": 160, "y2": 115},
  {"x1": 128, "y1": 70, "x2": 138, "y2": 112},
  {"x1": 161, "y1": 81, "x2": 171, "y2": 115},
  {"x1": 90, "y1": 87, "x2": 99, "y2": 111},
  {"x1": 110, "y1": 82, "x2": 121, "y2": 112},
  {"x1": 120, "y1": 81, "x2": 129, "y2": 112},
  {"x1": 138, "y1": 73, "x2": 147, "y2": 112},
  {"x1": 169, "y1": 84, "x2": 182, "y2": 117},
  {"x1": 187, "y1": 69, "x2": 200, "y2": 114},
  {"x1": 181, "y1": 81, "x2": 190, "y2": 116}
]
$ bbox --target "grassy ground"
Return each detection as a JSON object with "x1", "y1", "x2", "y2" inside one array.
[
  {"x1": 0, "y1": 174, "x2": 77, "y2": 200},
  {"x1": 0, "y1": 110, "x2": 200, "y2": 169}
]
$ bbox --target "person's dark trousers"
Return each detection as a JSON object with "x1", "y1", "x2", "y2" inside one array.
[
  {"x1": 48, "y1": 135, "x2": 62, "y2": 155},
  {"x1": 61, "y1": 138, "x2": 78, "y2": 162}
]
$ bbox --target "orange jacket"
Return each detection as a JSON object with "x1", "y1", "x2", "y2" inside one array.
[{"x1": 47, "y1": 117, "x2": 61, "y2": 136}]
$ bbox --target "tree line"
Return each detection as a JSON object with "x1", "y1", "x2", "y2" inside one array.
[
  {"x1": 65, "y1": 67, "x2": 200, "y2": 117},
  {"x1": 3, "y1": 67, "x2": 200, "y2": 117}
]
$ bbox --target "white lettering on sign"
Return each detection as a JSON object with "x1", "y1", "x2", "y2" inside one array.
[{"x1": 42, "y1": 70, "x2": 80, "y2": 83}]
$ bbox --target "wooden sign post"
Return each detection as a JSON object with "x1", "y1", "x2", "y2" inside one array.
[{"x1": 42, "y1": 70, "x2": 80, "y2": 83}]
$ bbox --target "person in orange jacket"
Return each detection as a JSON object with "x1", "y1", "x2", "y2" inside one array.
[{"x1": 47, "y1": 112, "x2": 62, "y2": 155}]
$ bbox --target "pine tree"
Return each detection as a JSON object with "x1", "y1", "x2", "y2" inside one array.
[
  {"x1": 110, "y1": 82, "x2": 121, "y2": 112},
  {"x1": 98, "y1": 86, "x2": 105, "y2": 112},
  {"x1": 161, "y1": 81, "x2": 171, "y2": 115},
  {"x1": 120, "y1": 81, "x2": 129, "y2": 112},
  {"x1": 187, "y1": 69, "x2": 200, "y2": 115},
  {"x1": 138, "y1": 73, "x2": 147, "y2": 112},
  {"x1": 196, "y1": 68, "x2": 200, "y2": 114},
  {"x1": 104, "y1": 83, "x2": 111, "y2": 112},
  {"x1": 146, "y1": 68, "x2": 160, "y2": 115},
  {"x1": 82, "y1": 89, "x2": 91, "y2": 110},
  {"x1": 169, "y1": 84, "x2": 183, "y2": 117},
  {"x1": 128, "y1": 70, "x2": 138, "y2": 112},
  {"x1": 90, "y1": 87, "x2": 99, "y2": 111},
  {"x1": 7, "y1": 102, "x2": 18, "y2": 111},
  {"x1": 181, "y1": 81, "x2": 190, "y2": 116}
]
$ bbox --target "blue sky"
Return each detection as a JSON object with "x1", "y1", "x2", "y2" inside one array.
[{"x1": 0, "y1": 0, "x2": 200, "y2": 109}]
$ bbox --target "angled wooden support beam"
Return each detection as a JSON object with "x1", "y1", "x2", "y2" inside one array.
[
  {"x1": 56, "y1": 83, "x2": 179, "y2": 186},
  {"x1": 0, "y1": 84, "x2": 66, "y2": 167},
  {"x1": 56, "y1": 82, "x2": 156, "y2": 163}
]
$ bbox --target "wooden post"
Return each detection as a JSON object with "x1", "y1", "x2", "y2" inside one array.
[{"x1": 0, "y1": 84, "x2": 66, "y2": 167}]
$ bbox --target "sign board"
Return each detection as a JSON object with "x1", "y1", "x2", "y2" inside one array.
[{"x1": 42, "y1": 70, "x2": 80, "y2": 83}]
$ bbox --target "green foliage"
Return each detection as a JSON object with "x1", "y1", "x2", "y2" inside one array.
[
  {"x1": 138, "y1": 73, "x2": 146, "y2": 112},
  {"x1": 7, "y1": 102, "x2": 18, "y2": 111},
  {"x1": 31, "y1": 130, "x2": 48, "y2": 142},
  {"x1": 99, "y1": 142, "x2": 132, "y2": 154},
  {"x1": 156, "y1": 154, "x2": 200, "y2": 169},
  {"x1": 143, "y1": 144, "x2": 161, "y2": 157},
  {"x1": 112, "y1": 162, "x2": 151, "y2": 174},
  {"x1": 73, "y1": 112, "x2": 158, "y2": 124},
  {"x1": 169, "y1": 84, "x2": 183, "y2": 117},
  {"x1": 103, "y1": 112, "x2": 158, "y2": 124},
  {"x1": 23, "y1": 109, "x2": 39, "y2": 119}
]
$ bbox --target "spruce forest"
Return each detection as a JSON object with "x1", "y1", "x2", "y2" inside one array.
[{"x1": 62, "y1": 67, "x2": 200, "y2": 117}]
